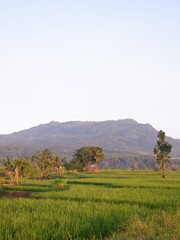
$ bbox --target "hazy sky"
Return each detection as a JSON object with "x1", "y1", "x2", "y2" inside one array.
[{"x1": 0, "y1": 0, "x2": 180, "y2": 138}]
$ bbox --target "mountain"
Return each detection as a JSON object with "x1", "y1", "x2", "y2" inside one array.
[{"x1": 0, "y1": 119, "x2": 180, "y2": 162}]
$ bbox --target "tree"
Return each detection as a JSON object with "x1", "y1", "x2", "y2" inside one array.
[
  {"x1": 14, "y1": 158, "x2": 32, "y2": 178},
  {"x1": 90, "y1": 147, "x2": 104, "y2": 171},
  {"x1": 154, "y1": 130, "x2": 172, "y2": 178},
  {"x1": 73, "y1": 146, "x2": 104, "y2": 171},
  {"x1": 3, "y1": 156, "x2": 15, "y2": 182},
  {"x1": 3, "y1": 156, "x2": 19, "y2": 184},
  {"x1": 52, "y1": 154, "x2": 65, "y2": 174},
  {"x1": 74, "y1": 146, "x2": 92, "y2": 171},
  {"x1": 32, "y1": 148, "x2": 54, "y2": 178},
  {"x1": 67, "y1": 158, "x2": 84, "y2": 172},
  {"x1": 3, "y1": 156, "x2": 14, "y2": 173}
]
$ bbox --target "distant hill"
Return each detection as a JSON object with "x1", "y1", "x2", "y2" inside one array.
[{"x1": 0, "y1": 119, "x2": 180, "y2": 164}]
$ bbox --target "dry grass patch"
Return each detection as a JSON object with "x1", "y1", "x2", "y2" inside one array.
[{"x1": 108, "y1": 210, "x2": 180, "y2": 240}]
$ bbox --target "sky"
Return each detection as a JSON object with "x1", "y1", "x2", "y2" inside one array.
[{"x1": 0, "y1": 0, "x2": 180, "y2": 138}]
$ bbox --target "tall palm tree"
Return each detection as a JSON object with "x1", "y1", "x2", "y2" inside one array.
[
  {"x1": 34, "y1": 148, "x2": 53, "y2": 178},
  {"x1": 53, "y1": 154, "x2": 64, "y2": 174},
  {"x1": 91, "y1": 147, "x2": 104, "y2": 171}
]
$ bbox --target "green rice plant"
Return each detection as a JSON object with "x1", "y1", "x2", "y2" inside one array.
[
  {"x1": 0, "y1": 198, "x2": 148, "y2": 240},
  {"x1": 52, "y1": 179, "x2": 67, "y2": 188},
  {"x1": 106, "y1": 210, "x2": 180, "y2": 240},
  {"x1": 0, "y1": 170, "x2": 179, "y2": 239}
]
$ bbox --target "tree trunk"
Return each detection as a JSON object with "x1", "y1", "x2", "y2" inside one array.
[
  {"x1": 85, "y1": 162, "x2": 90, "y2": 172},
  {"x1": 95, "y1": 162, "x2": 98, "y2": 172},
  {"x1": 14, "y1": 167, "x2": 19, "y2": 184},
  {"x1": 161, "y1": 161, "x2": 166, "y2": 178}
]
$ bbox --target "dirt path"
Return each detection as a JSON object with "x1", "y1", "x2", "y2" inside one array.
[{"x1": 0, "y1": 190, "x2": 32, "y2": 198}]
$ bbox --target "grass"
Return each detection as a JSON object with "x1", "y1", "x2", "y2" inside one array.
[
  {"x1": 106, "y1": 210, "x2": 180, "y2": 240},
  {"x1": 0, "y1": 170, "x2": 179, "y2": 239}
]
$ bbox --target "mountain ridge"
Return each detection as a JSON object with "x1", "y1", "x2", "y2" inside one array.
[{"x1": 0, "y1": 119, "x2": 180, "y2": 161}]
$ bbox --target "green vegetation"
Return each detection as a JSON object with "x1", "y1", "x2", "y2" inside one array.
[
  {"x1": 52, "y1": 178, "x2": 67, "y2": 188},
  {"x1": 1, "y1": 120, "x2": 180, "y2": 170},
  {"x1": 2, "y1": 146, "x2": 104, "y2": 185},
  {"x1": 154, "y1": 130, "x2": 172, "y2": 178},
  {"x1": 0, "y1": 170, "x2": 179, "y2": 239},
  {"x1": 2, "y1": 149, "x2": 66, "y2": 184},
  {"x1": 69, "y1": 146, "x2": 104, "y2": 171}
]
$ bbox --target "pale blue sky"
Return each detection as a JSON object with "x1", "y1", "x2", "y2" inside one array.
[{"x1": 0, "y1": 0, "x2": 180, "y2": 138}]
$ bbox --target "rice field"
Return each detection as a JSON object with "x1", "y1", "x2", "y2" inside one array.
[{"x1": 0, "y1": 170, "x2": 180, "y2": 240}]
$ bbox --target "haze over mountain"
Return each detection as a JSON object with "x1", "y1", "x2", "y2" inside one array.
[{"x1": 0, "y1": 119, "x2": 180, "y2": 162}]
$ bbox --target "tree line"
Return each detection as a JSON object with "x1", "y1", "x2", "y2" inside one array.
[
  {"x1": 2, "y1": 146, "x2": 104, "y2": 184},
  {"x1": 1, "y1": 130, "x2": 174, "y2": 183}
]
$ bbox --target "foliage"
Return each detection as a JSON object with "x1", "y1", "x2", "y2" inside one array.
[
  {"x1": 154, "y1": 130, "x2": 172, "y2": 177},
  {"x1": 3, "y1": 156, "x2": 17, "y2": 184},
  {"x1": 65, "y1": 157, "x2": 84, "y2": 171},
  {"x1": 32, "y1": 148, "x2": 54, "y2": 178},
  {"x1": 0, "y1": 170, "x2": 179, "y2": 240},
  {"x1": 32, "y1": 149, "x2": 65, "y2": 178},
  {"x1": 73, "y1": 146, "x2": 104, "y2": 171},
  {"x1": 3, "y1": 156, "x2": 15, "y2": 172},
  {"x1": 104, "y1": 153, "x2": 157, "y2": 169},
  {"x1": 2, "y1": 119, "x2": 180, "y2": 164},
  {"x1": 2, "y1": 149, "x2": 66, "y2": 182},
  {"x1": 14, "y1": 158, "x2": 32, "y2": 178},
  {"x1": 52, "y1": 154, "x2": 65, "y2": 174},
  {"x1": 52, "y1": 178, "x2": 67, "y2": 188}
]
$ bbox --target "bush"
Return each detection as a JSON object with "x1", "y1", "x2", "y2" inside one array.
[{"x1": 52, "y1": 179, "x2": 67, "y2": 188}]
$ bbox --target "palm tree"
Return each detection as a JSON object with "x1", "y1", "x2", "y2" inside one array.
[
  {"x1": 3, "y1": 156, "x2": 15, "y2": 181},
  {"x1": 33, "y1": 148, "x2": 53, "y2": 178},
  {"x1": 53, "y1": 154, "x2": 65, "y2": 174},
  {"x1": 91, "y1": 147, "x2": 104, "y2": 171},
  {"x1": 14, "y1": 158, "x2": 31, "y2": 178}
]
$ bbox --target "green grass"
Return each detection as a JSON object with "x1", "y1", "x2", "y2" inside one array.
[
  {"x1": 0, "y1": 170, "x2": 179, "y2": 240},
  {"x1": 105, "y1": 210, "x2": 180, "y2": 240}
]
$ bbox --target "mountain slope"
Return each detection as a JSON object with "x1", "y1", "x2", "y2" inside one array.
[{"x1": 0, "y1": 119, "x2": 180, "y2": 160}]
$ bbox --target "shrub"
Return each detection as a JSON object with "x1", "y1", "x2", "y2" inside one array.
[{"x1": 52, "y1": 179, "x2": 67, "y2": 188}]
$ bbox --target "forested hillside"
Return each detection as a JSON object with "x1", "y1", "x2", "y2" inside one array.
[{"x1": 0, "y1": 119, "x2": 180, "y2": 168}]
